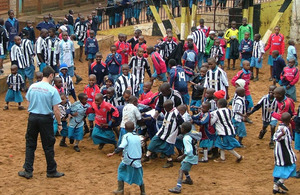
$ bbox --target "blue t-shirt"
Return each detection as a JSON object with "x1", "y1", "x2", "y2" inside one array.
[
  {"x1": 120, "y1": 132, "x2": 142, "y2": 168},
  {"x1": 183, "y1": 134, "x2": 198, "y2": 165},
  {"x1": 26, "y1": 81, "x2": 61, "y2": 115},
  {"x1": 69, "y1": 101, "x2": 90, "y2": 128}
]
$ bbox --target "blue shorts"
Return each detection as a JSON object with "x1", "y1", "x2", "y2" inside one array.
[
  {"x1": 219, "y1": 60, "x2": 224, "y2": 66},
  {"x1": 98, "y1": 15, "x2": 102, "y2": 23},
  {"x1": 0, "y1": 55, "x2": 5, "y2": 59},
  {"x1": 8, "y1": 41, "x2": 14, "y2": 52},
  {"x1": 148, "y1": 135, "x2": 175, "y2": 156},
  {"x1": 181, "y1": 161, "x2": 193, "y2": 172},
  {"x1": 25, "y1": 65, "x2": 35, "y2": 79},
  {"x1": 5, "y1": 89, "x2": 23, "y2": 103},
  {"x1": 225, "y1": 47, "x2": 230, "y2": 59},
  {"x1": 197, "y1": 52, "x2": 205, "y2": 69},
  {"x1": 152, "y1": 71, "x2": 167, "y2": 82},
  {"x1": 190, "y1": 99, "x2": 202, "y2": 111},
  {"x1": 54, "y1": 120, "x2": 68, "y2": 137},
  {"x1": 118, "y1": 162, "x2": 144, "y2": 186},
  {"x1": 68, "y1": 126, "x2": 84, "y2": 141},
  {"x1": 133, "y1": 8, "x2": 141, "y2": 19},
  {"x1": 268, "y1": 55, "x2": 273, "y2": 66},
  {"x1": 232, "y1": 119, "x2": 247, "y2": 137},
  {"x1": 88, "y1": 54, "x2": 96, "y2": 60},
  {"x1": 263, "y1": 120, "x2": 278, "y2": 128},
  {"x1": 17, "y1": 68, "x2": 25, "y2": 81},
  {"x1": 109, "y1": 16, "x2": 115, "y2": 26},
  {"x1": 118, "y1": 127, "x2": 128, "y2": 146},
  {"x1": 273, "y1": 164, "x2": 296, "y2": 179},
  {"x1": 240, "y1": 58, "x2": 251, "y2": 67},
  {"x1": 295, "y1": 132, "x2": 300, "y2": 150},
  {"x1": 78, "y1": 41, "x2": 84, "y2": 47},
  {"x1": 68, "y1": 66, "x2": 74, "y2": 77},
  {"x1": 250, "y1": 57, "x2": 263, "y2": 68},
  {"x1": 39, "y1": 62, "x2": 47, "y2": 72},
  {"x1": 245, "y1": 95, "x2": 254, "y2": 109},
  {"x1": 182, "y1": 93, "x2": 190, "y2": 105},
  {"x1": 172, "y1": 0, "x2": 179, "y2": 8},
  {"x1": 88, "y1": 113, "x2": 95, "y2": 121}
]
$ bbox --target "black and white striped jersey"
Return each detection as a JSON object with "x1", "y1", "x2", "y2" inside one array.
[
  {"x1": 103, "y1": 94, "x2": 119, "y2": 107},
  {"x1": 251, "y1": 95, "x2": 278, "y2": 122},
  {"x1": 74, "y1": 22, "x2": 88, "y2": 42},
  {"x1": 11, "y1": 44, "x2": 27, "y2": 69},
  {"x1": 252, "y1": 40, "x2": 265, "y2": 58},
  {"x1": 56, "y1": 74, "x2": 75, "y2": 97},
  {"x1": 204, "y1": 67, "x2": 229, "y2": 92},
  {"x1": 211, "y1": 108, "x2": 236, "y2": 136},
  {"x1": 192, "y1": 30, "x2": 206, "y2": 53},
  {"x1": 21, "y1": 39, "x2": 34, "y2": 67},
  {"x1": 155, "y1": 89, "x2": 183, "y2": 113},
  {"x1": 232, "y1": 96, "x2": 246, "y2": 122},
  {"x1": 0, "y1": 25, "x2": 8, "y2": 55},
  {"x1": 7, "y1": 73, "x2": 24, "y2": 91},
  {"x1": 128, "y1": 56, "x2": 151, "y2": 85},
  {"x1": 274, "y1": 124, "x2": 296, "y2": 166},
  {"x1": 156, "y1": 108, "x2": 184, "y2": 144},
  {"x1": 35, "y1": 36, "x2": 48, "y2": 65},
  {"x1": 115, "y1": 74, "x2": 139, "y2": 98},
  {"x1": 164, "y1": 40, "x2": 177, "y2": 58},
  {"x1": 45, "y1": 36, "x2": 60, "y2": 66}
]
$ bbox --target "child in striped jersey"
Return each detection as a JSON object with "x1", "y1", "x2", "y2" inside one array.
[
  {"x1": 115, "y1": 64, "x2": 139, "y2": 98},
  {"x1": 204, "y1": 88, "x2": 217, "y2": 112},
  {"x1": 248, "y1": 85, "x2": 278, "y2": 149},
  {"x1": 129, "y1": 47, "x2": 151, "y2": 95},
  {"x1": 168, "y1": 122, "x2": 201, "y2": 194},
  {"x1": 210, "y1": 99, "x2": 243, "y2": 163},
  {"x1": 57, "y1": 63, "x2": 77, "y2": 101},
  {"x1": 250, "y1": 34, "x2": 265, "y2": 81},
  {"x1": 4, "y1": 65, "x2": 25, "y2": 110},
  {"x1": 272, "y1": 112, "x2": 297, "y2": 194},
  {"x1": 11, "y1": 36, "x2": 26, "y2": 81},
  {"x1": 103, "y1": 87, "x2": 119, "y2": 107},
  {"x1": 143, "y1": 100, "x2": 184, "y2": 168},
  {"x1": 232, "y1": 87, "x2": 247, "y2": 147},
  {"x1": 192, "y1": 102, "x2": 216, "y2": 162}
]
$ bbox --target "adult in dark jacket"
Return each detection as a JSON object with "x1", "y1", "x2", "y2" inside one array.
[{"x1": 5, "y1": 10, "x2": 19, "y2": 52}]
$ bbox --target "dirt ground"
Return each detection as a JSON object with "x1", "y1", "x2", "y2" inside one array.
[{"x1": 0, "y1": 36, "x2": 300, "y2": 195}]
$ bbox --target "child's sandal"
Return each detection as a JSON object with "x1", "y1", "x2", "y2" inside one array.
[
  {"x1": 18, "y1": 106, "x2": 26, "y2": 110},
  {"x1": 3, "y1": 106, "x2": 8, "y2": 110}
]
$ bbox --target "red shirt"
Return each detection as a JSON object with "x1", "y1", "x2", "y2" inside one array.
[
  {"x1": 265, "y1": 33, "x2": 285, "y2": 55},
  {"x1": 115, "y1": 40, "x2": 132, "y2": 64},
  {"x1": 133, "y1": 43, "x2": 148, "y2": 58},
  {"x1": 83, "y1": 84, "x2": 100, "y2": 106},
  {"x1": 163, "y1": 36, "x2": 178, "y2": 43},
  {"x1": 197, "y1": 25, "x2": 210, "y2": 37},
  {"x1": 231, "y1": 69, "x2": 251, "y2": 96},
  {"x1": 280, "y1": 66, "x2": 299, "y2": 86},
  {"x1": 138, "y1": 91, "x2": 158, "y2": 109},
  {"x1": 90, "y1": 101, "x2": 119, "y2": 127},
  {"x1": 272, "y1": 97, "x2": 296, "y2": 129},
  {"x1": 55, "y1": 86, "x2": 64, "y2": 94},
  {"x1": 218, "y1": 37, "x2": 226, "y2": 61}
]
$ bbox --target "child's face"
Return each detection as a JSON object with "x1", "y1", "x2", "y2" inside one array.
[
  {"x1": 242, "y1": 18, "x2": 247, "y2": 25},
  {"x1": 208, "y1": 60, "x2": 216, "y2": 70},
  {"x1": 231, "y1": 22, "x2": 236, "y2": 28},
  {"x1": 288, "y1": 60, "x2": 295, "y2": 68},
  {"x1": 107, "y1": 90, "x2": 114, "y2": 98},
  {"x1": 15, "y1": 37, "x2": 21, "y2": 45},
  {"x1": 106, "y1": 80, "x2": 113, "y2": 87},
  {"x1": 110, "y1": 47, "x2": 116, "y2": 54},
  {"x1": 143, "y1": 84, "x2": 151, "y2": 93},
  {"x1": 137, "y1": 49, "x2": 144, "y2": 57},
  {"x1": 61, "y1": 95, "x2": 67, "y2": 105},
  {"x1": 214, "y1": 41, "x2": 220, "y2": 46},
  {"x1": 49, "y1": 30, "x2": 55, "y2": 37},
  {"x1": 187, "y1": 39, "x2": 193, "y2": 44},
  {"x1": 164, "y1": 105, "x2": 173, "y2": 112},
  {"x1": 80, "y1": 96, "x2": 88, "y2": 105},
  {"x1": 88, "y1": 77, "x2": 96, "y2": 86},
  {"x1": 62, "y1": 33, "x2": 68, "y2": 41},
  {"x1": 96, "y1": 54, "x2": 102, "y2": 63},
  {"x1": 9, "y1": 11, "x2": 14, "y2": 19},
  {"x1": 92, "y1": 11, "x2": 96, "y2": 17},
  {"x1": 274, "y1": 27, "x2": 280, "y2": 34},
  {"x1": 209, "y1": 34, "x2": 215, "y2": 39},
  {"x1": 244, "y1": 33, "x2": 250, "y2": 40},
  {"x1": 138, "y1": 37, "x2": 144, "y2": 44},
  {"x1": 201, "y1": 104, "x2": 209, "y2": 113},
  {"x1": 122, "y1": 66, "x2": 130, "y2": 76},
  {"x1": 88, "y1": 15, "x2": 92, "y2": 20},
  {"x1": 95, "y1": 96, "x2": 103, "y2": 106},
  {"x1": 90, "y1": 32, "x2": 95, "y2": 38},
  {"x1": 200, "y1": 69, "x2": 207, "y2": 77},
  {"x1": 243, "y1": 62, "x2": 250, "y2": 71},
  {"x1": 11, "y1": 67, "x2": 18, "y2": 74},
  {"x1": 254, "y1": 35, "x2": 260, "y2": 41},
  {"x1": 167, "y1": 36, "x2": 172, "y2": 42},
  {"x1": 55, "y1": 79, "x2": 62, "y2": 88},
  {"x1": 271, "y1": 52, "x2": 278, "y2": 59},
  {"x1": 274, "y1": 91, "x2": 284, "y2": 102},
  {"x1": 60, "y1": 69, "x2": 68, "y2": 75},
  {"x1": 269, "y1": 88, "x2": 275, "y2": 98},
  {"x1": 27, "y1": 22, "x2": 32, "y2": 27},
  {"x1": 123, "y1": 93, "x2": 130, "y2": 102},
  {"x1": 205, "y1": 91, "x2": 213, "y2": 99},
  {"x1": 134, "y1": 31, "x2": 139, "y2": 38}
]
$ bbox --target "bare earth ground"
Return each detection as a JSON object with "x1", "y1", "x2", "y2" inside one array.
[{"x1": 0, "y1": 36, "x2": 300, "y2": 195}]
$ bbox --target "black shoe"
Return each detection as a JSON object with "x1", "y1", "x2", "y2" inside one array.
[
  {"x1": 162, "y1": 161, "x2": 173, "y2": 168},
  {"x1": 246, "y1": 118, "x2": 253, "y2": 124},
  {"x1": 75, "y1": 75, "x2": 82, "y2": 85},
  {"x1": 98, "y1": 143, "x2": 104, "y2": 150},
  {"x1": 276, "y1": 181, "x2": 288, "y2": 191},
  {"x1": 169, "y1": 186, "x2": 181, "y2": 194},
  {"x1": 47, "y1": 171, "x2": 65, "y2": 178},
  {"x1": 182, "y1": 178, "x2": 193, "y2": 185},
  {"x1": 269, "y1": 141, "x2": 275, "y2": 149},
  {"x1": 296, "y1": 171, "x2": 300, "y2": 178},
  {"x1": 59, "y1": 140, "x2": 67, "y2": 147},
  {"x1": 18, "y1": 170, "x2": 33, "y2": 179},
  {"x1": 258, "y1": 129, "x2": 267, "y2": 139},
  {"x1": 141, "y1": 156, "x2": 150, "y2": 163},
  {"x1": 150, "y1": 152, "x2": 158, "y2": 159},
  {"x1": 70, "y1": 139, "x2": 74, "y2": 144},
  {"x1": 273, "y1": 189, "x2": 287, "y2": 194},
  {"x1": 74, "y1": 145, "x2": 80, "y2": 152}
]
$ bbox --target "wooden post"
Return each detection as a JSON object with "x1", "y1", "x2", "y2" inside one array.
[
  {"x1": 76, "y1": 0, "x2": 81, "y2": 7},
  {"x1": 59, "y1": 0, "x2": 64, "y2": 10},
  {"x1": 16, "y1": 0, "x2": 19, "y2": 18},
  {"x1": 180, "y1": 0, "x2": 188, "y2": 40},
  {"x1": 161, "y1": 0, "x2": 180, "y2": 40},
  {"x1": 37, "y1": 0, "x2": 43, "y2": 14},
  {"x1": 191, "y1": 0, "x2": 197, "y2": 27}
]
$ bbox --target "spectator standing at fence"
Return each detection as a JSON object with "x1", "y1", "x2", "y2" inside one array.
[
  {"x1": 265, "y1": 26, "x2": 285, "y2": 81},
  {"x1": 123, "y1": 0, "x2": 133, "y2": 26},
  {"x1": 197, "y1": 19, "x2": 210, "y2": 38},
  {"x1": 133, "y1": 0, "x2": 143, "y2": 24},
  {"x1": 67, "y1": 10, "x2": 75, "y2": 35},
  {"x1": 96, "y1": 3, "x2": 104, "y2": 30},
  {"x1": 0, "y1": 18, "x2": 8, "y2": 75},
  {"x1": 225, "y1": 21, "x2": 239, "y2": 70},
  {"x1": 238, "y1": 17, "x2": 253, "y2": 42},
  {"x1": 115, "y1": 1, "x2": 124, "y2": 28},
  {"x1": 106, "y1": 0, "x2": 116, "y2": 29},
  {"x1": 91, "y1": 11, "x2": 99, "y2": 35},
  {"x1": 5, "y1": 10, "x2": 19, "y2": 52},
  {"x1": 36, "y1": 15, "x2": 56, "y2": 31}
]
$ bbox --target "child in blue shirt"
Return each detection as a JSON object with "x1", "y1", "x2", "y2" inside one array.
[
  {"x1": 239, "y1": 32, "x2": 253, "y2": 67},
  {"x1": 272, "y1": 50, "x2": 286, "y2": 84},
  {"x1": 168, "y1": 122, "x2": 201, "y2": 194},
  {"x1": 182, "y1": 43, "x2": 197, "y2": 71},
  {"x1": 105, "y1": 45, "x2": 122, "y2": 82},
  {"x1": 107, "y1": 121, "x2": 146, "y2": 195},
  {"x1": 68, "y1": 93, "x2": 90, "y2": 152},
  {"x1": 287, "y1": 40, "x2": 298, "y2": 66},
  {"x1": 85, "y1": 30, "x2": 99, "y2": 68},
  {"x1": 169, "y1": 59, "x2": 190, "y2": 105},
  {"x1": 23, "y1": 20, "x2": 35, "y2": 45}
]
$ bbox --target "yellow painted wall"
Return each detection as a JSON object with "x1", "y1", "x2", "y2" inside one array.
[{"x1": 259, "y1": 0, "x2": 292, "y2": 39}]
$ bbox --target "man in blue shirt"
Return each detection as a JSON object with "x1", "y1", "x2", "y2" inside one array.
[
  {"x1": 18, "y1": 66, "x2": 64, "y2": 179},
  {"x1": 36, "y1": 15, "x2": 56, "y2": 31}
]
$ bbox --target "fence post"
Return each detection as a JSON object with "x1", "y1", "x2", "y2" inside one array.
[
  {"x1": 161, "y1": 0, "x2": 180, "y2": 40},
  {"x1": 242, "y1": 0, "x2": 249, "y2": 19},
  {"x1": 59, "y1": 0, "x2": 64, "y2": 10},
  {"x1": 37, "y1": 0, "x2": 43, "y2": 14},
  {"x1": 248, "y1": 0, "x2": 254, "y2": 25},
  {"x1": 191, "y1": 0, "x2": 197, "y2": 27},
  {"x1": 148, "y1": 0, "x2": 166, "y2": 37},
  {"x1": 180, "y1": 0, "x2": 188, "y2": 40},
  {"x1": 76, "y1": 0, "x2": 81, "y2": 7}
]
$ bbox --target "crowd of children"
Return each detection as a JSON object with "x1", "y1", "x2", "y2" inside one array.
[{"x1": 1, "y1": 6, "x2": 299, "y2": 195}]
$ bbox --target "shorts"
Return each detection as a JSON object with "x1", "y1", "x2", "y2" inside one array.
[
  {"x1": 17, "y1": 68, "x2": 25, "y2": 81},
  {"x1": 98, "y1": 15, "x2": 102, "y2": 23},
  {"x1": 232, "y1": 119, "x2": 247, "y2": 137},
  {"x1": 245, "y1": 94, "x2": 254, "y2": 109},
  {"x1": 190, "y1": 99, "x2": 202, "y2": 111},
  {"x1": 25, "y1": 65, "x2": 35, "y2": 79},
  {"x1": 88, "y1": 113, "x2": 95, "y2": 121},
  {"x1": 39, "y1": 62, "x2": 47, "y2": 72},
  {"x1": 148, "y1": 135, "x2": 175, "y2": 156},
  {"x1": 295, "y1": 132, "x2": 300, "y2": 150},
  {"x1": 225, "y1": 47, "x2": 230, "y2": 59},
  {"x1": 152, "y1": 71, "x2": 167, "y2": 82},
  {"x1": 250, "y1": 57, "x2": 263, "y2": 68},
  {"x1": 68, "y1": 126, "x2": 84, "y2": 141},
  {"x1": 172, "y1": 0, "x2": 179, "y2": 8},
  {"x1": 0, "y1": 55, "x2": 5, "y2": 59},
  {"x1": 88, "y1": 54, "x2": 96, "y2": 60},
  {"x1": 68, "y1": 66, "x2": 74, "y2": 77},
  {"x1": 219, "y1": 60, "x2": 224, "y2": 66},
  {"x1": 182, "y1": 93, "x2": 190, "y2": 105},
  {"x1": 78, "y1": 41, "x2": 84, "y2": 47},
  {"x1": 5, "y1": 89, "x2": 23, "y2": 103},
  {"x1": 263, "y1": 120, "x2": 278, "y2": 128},
  {"x1": 267, "y1": 55, "x2": 274, "y2": 66},
  {"x1": 181, "y1": 161, "x2": 193, "y2": 172}
]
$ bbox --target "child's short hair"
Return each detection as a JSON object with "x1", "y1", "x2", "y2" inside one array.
[
  {"x1": 188, "y1": 42, "x2": 194, "y2": 50},
  {"x1": 96, "y1": 52, "x2": 102, "y2": 57},
  {"x1": 181, "y1": 122, "x2": 192, "y2": 133},
  {"x1": 0, "y1": 18, "x2": 4, "y2": 26},
  {"x1": 123, "y1": 90, "x2": 131, "y2": 95},
  {"x1": 60, "y1": 92, "x2": 67, "y2": 98},
  {"x1": 78, "y1": 93, "x2": 87, "y2": 100},
  {"x1": 218, "y1": 99, "x2": 227, "y2": 108},
  {"x1": 48, "y1": 28, "x2": 56, "y2": 34},
  {"x1": 168, "y1": 59, "x2": 176, "y2": 67},
  {"x1": 288, "y1": 40, "x2": 294, "y2": 45},
  {"x1": 218, "y1": 31, "x2": 224, "y2": 37},
  {"x1": 89, "y1": 30, "x2": 95, "y2": 35},
  {"x1": 191, "y1": 26, "x2": 197, "y2": 32},
  {"x1": 110, "y1": 45, "x2": 116, "y2": 49},
  {"x1": 21, "y1": 29, "x2": 29, "y2": 38},
  {"x1": 255, "y1": 33, "x2": 261, "y2": 39}
]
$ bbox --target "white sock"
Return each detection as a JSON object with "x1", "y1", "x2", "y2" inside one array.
[
  {"x1": 220, "y1": 150, "x2": 225, "y2": 160},
  {"x1": 273, "y1": 183, "x2": 278, "y2": 190},
  {"x1": 146, "y1": 151, "x2": 152, "y2": 157},
  {"x1": 228, "y1": 150, "x2": 241, "y2": 158},
  {"x1": 279, "y1": 178, "x2": 285, "y2": 183},
  {"x1": 203, "y1": 149, "x2": 208, "y2": 160}
]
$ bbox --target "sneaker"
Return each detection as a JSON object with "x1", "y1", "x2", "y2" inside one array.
[
  {"x1": 295, "y1": 171, "x2": 300, "y2": 178},
  {"x1": 198, "y1": 157, "x2": 208, "y2": 163},
  {"x1": 258, "y1": 129, "x2": 267, "y2": 139},
  {"x1": 269, "y1": 77, "x2": 273, "y2": 81},
  {"x1": 98, "y1": 143, "x2": 104, "y2": 150},
  {"x1": 182, "y1": 178, "x2": 193, "y2": 185},
  {"x1": 47, "y1": 171, "x2": 65, "y2": 178},
  {"x1": 3, "y1": 106, "x2": 8, "y2": 110},
  {"x1": 272, "y1": 189, "x2": 287, "y2": 194},
  {"x1": 75, "y1": 76, "x2": 82, "y2": 85},
  {"x1": 141, "y1": 156, "x2": 150, "y2": 163},
  {"x1": 253, "y1": 77, "x2": 259, "y2": 81},
  {"x1": 269, "y1": 141, "x2": 275, "y2": 149},
  {"x1": 250, "y1": 75, "x2": 254, "y2": 80},
  {"x1": 74, "y1": 145, "x2": 80, "y2": 152},
  {"x1": 276, "y1": 181, "x2": 289, "y2": 191},
  {"x1": 239, "y1": 143, "x2": 246, "y2": 148},
  {"x1": 246, "y1": 118, "x2": 253, "y2": 124},
  {"x1": 236, "y1": 156, "x2": 243, "y2": 163},
  {"x1": 59, "y1": 141, "x2": 67, "y2": 147},
  {"x1": 18, "y1": 170, "x2": 33, "y2": 179},
  {"x1": 163, "y1": 161, "x2": 173, "y2": 168},
  {"x1": 168, "y1": 186, "x2": 181, "y2": 194},
  {"x1": 214, "y1": 158, "x2": 226, "y2": 163},
  {"x1": 70, "y1": 139, "x2": 74, "y2": 144}
]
